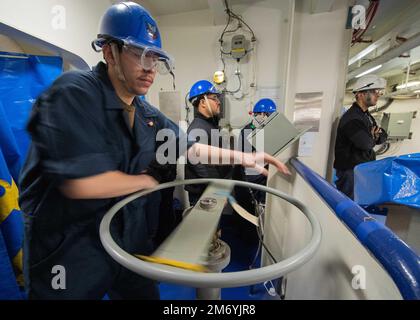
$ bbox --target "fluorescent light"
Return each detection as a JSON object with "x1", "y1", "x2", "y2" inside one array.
[
  {"x1": 396, "y1": 81, "x2": 420, "y2": 90},
  {"x1": 355, "y1": 65, "x2": 383, "y2": 78},
  {"x1": 348, "y1": 45, "x2": 378, "y2": 66}
]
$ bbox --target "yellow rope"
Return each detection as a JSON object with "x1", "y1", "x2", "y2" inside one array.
[{"x1": 135, "y1": 254, "x2": 208, "y2": 273}]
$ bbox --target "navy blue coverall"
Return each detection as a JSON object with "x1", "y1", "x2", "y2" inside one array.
[
  {"x1": 19, "y1": 62, "x2": 188, "y2": 299},
  {"x1": 184, "y1": 111, "x2": 232, "y2": 205},
  {"x1": 334, "y1": 102, "x2": 388, "y2": 199}
]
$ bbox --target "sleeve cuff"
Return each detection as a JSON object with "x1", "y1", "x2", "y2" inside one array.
[{"x1": 42, "y1": 152, "x2": 119, "y2": 180}]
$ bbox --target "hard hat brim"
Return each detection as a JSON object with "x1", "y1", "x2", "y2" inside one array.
[{"x1": 93, "y1": 35, "x2": 172, "y2": 61}]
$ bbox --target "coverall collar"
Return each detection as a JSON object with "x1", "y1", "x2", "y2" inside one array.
[{"x1": 92, "y1": 62, "x2": 158, "y2": 117}]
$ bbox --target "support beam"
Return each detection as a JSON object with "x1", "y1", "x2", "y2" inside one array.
[
  {"x1": 348, "y1": 5, "x2": 420, "y2": 66},
  {"x1": 311, "y1": 0, "x2": 336, "y2": 14},
  {"x1": 347, "y1": 33, "x2": 420, "y2": 80}
]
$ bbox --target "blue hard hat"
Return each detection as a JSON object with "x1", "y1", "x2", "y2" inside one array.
[
  {"x1": 253, "y1": 98, "x2": 277, "y2": 113},
  {"x1": 189, "y1": 80, "x2": 220, "y2": 103},
  {"x1": 92, "y1": 2, "x2": 169, "y2": 59}
]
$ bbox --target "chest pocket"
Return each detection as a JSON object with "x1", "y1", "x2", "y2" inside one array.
[{"x1": 129, "y1": 113, "x2": 159, "y2": 174}]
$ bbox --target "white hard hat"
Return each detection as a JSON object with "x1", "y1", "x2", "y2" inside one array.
[{"x1": 352, "y1": 74, "x2": 386, "y2": 93}]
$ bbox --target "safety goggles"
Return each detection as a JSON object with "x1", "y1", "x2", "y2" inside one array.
[
  {"x1": 363, "y1": 89, "x2": 384, "y2": 96},
  {"x1": 253, "y1": 112, "x2": 271, "y2": 117},
  {"x1": 123, "y1": 45, "x2": 174, "y2": 75},
  {"x1": 206, "y1": 95, "x2": 221, "y2": 103}
]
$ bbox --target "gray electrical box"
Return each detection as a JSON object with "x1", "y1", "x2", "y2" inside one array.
[
  {"x1": 231, "y1": 34, "x2": 247, "y2": 59},
  {"x1": 381, "y1": 112, "x2": 414, "y2": 140},
  {"x1": 247, "y1": 112, "x2": 311, "y2": 156}
]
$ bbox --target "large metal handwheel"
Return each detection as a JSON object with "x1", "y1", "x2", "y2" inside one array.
[{"x1": 99, "y1": 179, "x2": 322, "y2": 288}]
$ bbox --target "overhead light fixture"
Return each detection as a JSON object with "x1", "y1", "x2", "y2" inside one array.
[
  {"x1": 355, "y1": 65, "x2": 383, "y2": 78},
  {"x1": 396, "y1": 81, "x2": 420, "y2": 90},
  {"x1": 348, "y1": 45, "x2": 378, "y2": 66}
]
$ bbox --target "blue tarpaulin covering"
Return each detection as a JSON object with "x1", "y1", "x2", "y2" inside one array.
[
  {"x1": 354, "y1": 153, "x2": 420, "y2": 209},
  {"x1": 0, "y1": 51, "x2": 62, "y2": 299},
  {"x1": 0, "y1": 51, "x2": 62, "y2": 181}
]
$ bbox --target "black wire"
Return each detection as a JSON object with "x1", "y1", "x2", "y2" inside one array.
[
  {"x1": 224, "y1": 73, "x2": 241, "y2": 94},
  {"x1": 248, "y1": 188, "x2": 262, "y2": 270},
  {"x1": 219, "y1": 0, "x2": 256, "y2": 52},
  {"x1": 245, "y1": 184, "x2": 277, "y2": 266},
  {"x1": 220, "y1": 50, "x2": 226, "y2": 72},
  {"x1": 218, "y1": 0, "x2": 256, "y2": 96},
  {"x1": 219, "y1": 7, "x2": 232, "y2": 45},
  {"x1": 247, "y1": 194, "x2": 281, "y2": 297},
  {"x1": 256, "y1": 225, "x2": 277, "y2": 264},
  {"x1": 222, "y1": 24, "x2": 241, "y2": 35},
  {"x1": 249, "y1": 241, "x2": 262, "y2": 269},
  {"x1": 170, "y1": 70, "x2": 176, "y2": 91},
  {"x1": 229, "y1": 12, "x2": 255, "y2": 39},
  {"x1": 223, "y1": 0, "x2": 256, "y2": 40}
]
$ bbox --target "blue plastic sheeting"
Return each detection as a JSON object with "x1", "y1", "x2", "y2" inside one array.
[
  {"x1": 0, "y1": 51, "x2": 62, "y2": 182},
  {"x1": 354, "y1": 153, "x2": 420, "y2": 209},
  {"x1": 0, "y1": 230, "x2": 23, "y2": 299},
  {"x1": 290, "y1": 157, "x2": 420, "y2": 300},
  {"x1": 0, "y1": 51, "x2": 61, "y2": 299},
  {"x1": 0, "y1": 148, "x2": 24, "y2": 300}
]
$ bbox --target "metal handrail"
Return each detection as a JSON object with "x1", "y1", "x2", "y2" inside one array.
[{"x1": 290, "y1": 157, "x2": 420, "y2": 300}]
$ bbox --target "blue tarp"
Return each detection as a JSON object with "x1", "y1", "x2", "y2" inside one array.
[
  {"x1": 0, "y1": 51, "x2": 62, "y2": 181},
  {"x1": 0, "y1": 148, "x2": 24, "y2": 300},
  {"x1": 0, "y1": 51, "x2": 62, "y2": 299},
  {"x1": 354, "y1": 153, "x2": 420, "y2": 209}
]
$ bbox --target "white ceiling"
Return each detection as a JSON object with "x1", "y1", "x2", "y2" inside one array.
[
  {"x1": 348, "y1": 0, "x2": 420, "y2": 90},
  {"x1": 132, "y1": 0, "x2": 264, "y2": 17},
  {"x1": 133, "y1": 0, "x2": 209, "y2": 16}
]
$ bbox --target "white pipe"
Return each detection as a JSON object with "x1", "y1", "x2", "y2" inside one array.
[{"x1": 404, "y1": 59, "x2": 411, "y2": 88}]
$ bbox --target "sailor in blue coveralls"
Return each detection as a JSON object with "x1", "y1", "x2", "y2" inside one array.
[{"x1": 18, "y1": 2, "x2": 290, "y2": 299}]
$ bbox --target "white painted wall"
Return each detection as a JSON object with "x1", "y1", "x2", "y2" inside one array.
[
  {"x1": 148, "y1": 0, "x2": 293, "y2": 128},
  {"x1": 376, "y1": 98, "x2": 420, "y2": 157},
  {"x1": 0, "y1": 0, "x2": 112, "y2": 67},
  {"x1": 262, "y1": 0, "x2": 402, "y2": 299},
  {"x1": 284, "y1": 0, "x2": 352, "y2": 176}
]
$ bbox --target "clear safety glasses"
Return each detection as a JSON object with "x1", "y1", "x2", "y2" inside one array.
[
  {"x1": 253, "y1": 112, "x2": 270, "y2": 117},
  {"x1": 123, "y1": 45, "x2": 174, "y2": 75},
  {"x1": 364, "y1": 89, "x2": 385, "y2": 96},
  {"x1": 206, "y1": 95, "x2": 221, "y2": 103}
]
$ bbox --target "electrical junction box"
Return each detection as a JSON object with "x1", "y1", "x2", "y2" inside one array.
[
  {"x1": 231, "y1": 34, "x2": 247, "y2": 59},
  {"x1": 381, "y1": 112, "x2": 414, "y2": 140},
  {"x1": 247, "y1": 112, "x2": 311, "y2": 156}
]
